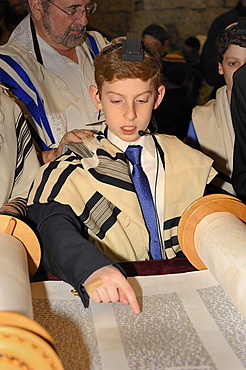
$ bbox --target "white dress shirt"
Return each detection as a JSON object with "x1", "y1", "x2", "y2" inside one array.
[
  {"x1": 108, "y1": 129, "x2": 165, "y2": 255},
  {"x1": 37, "y1": 35, "x2": 102, "y2": 138}
]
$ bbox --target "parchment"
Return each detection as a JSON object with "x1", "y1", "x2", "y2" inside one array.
[
  {"x1": 0, "y1": 233, "x2": 33, "y2": 318},
  {"x1": 195, "y1": 212, "x2": 246, "y2": 318},
  {"x1": 31, "y1": 270, "x2": 246, "y2": 370}
]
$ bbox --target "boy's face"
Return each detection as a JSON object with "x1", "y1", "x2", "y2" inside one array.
[
  {"x1": 218, "y1": 44, "x2": 246, "y2": 101},
  {"x1": 90, "y1": 78, "x2": 165, "y2": 142}
]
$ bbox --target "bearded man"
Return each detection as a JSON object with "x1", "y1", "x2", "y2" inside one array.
[{"x1": 0, "y1": 0, "x2": 106, "y2": 162}]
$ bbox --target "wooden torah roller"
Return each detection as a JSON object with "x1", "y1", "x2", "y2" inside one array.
[
  {"x1": 178, "y1": 194, "x2": 246, "y2": 319},
  {"x1": 0, "y1": 214, "x2": 40, "y2": 277},
  {"x1": 178, "y1": 194, "x2": 246, "y2": 270},
  {"x1": 0, "y1": 215, "x2": 64, "y2": 369},
  {"x1": 0, "y1": 312, "x2": 64, "y2": 370}
]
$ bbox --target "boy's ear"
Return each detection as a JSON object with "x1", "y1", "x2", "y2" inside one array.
[
  {"x1": 89, "y1": 85, "x2": 102, "y2": 110},
  {"x1": 153, "y1": 85, "x2": 165, "y2": 109},
  {"x1": 218, "y1": 62, "x2": 224, "y2": 76}
]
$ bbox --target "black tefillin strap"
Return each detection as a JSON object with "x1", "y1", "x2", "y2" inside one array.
[{"x1": 30, "y1": 17, "x2": 44, "y2": 65}]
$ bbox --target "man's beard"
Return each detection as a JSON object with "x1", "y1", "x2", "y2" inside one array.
[{"x1": 43, "y1": 15, "x2": 86, "y2": 48}]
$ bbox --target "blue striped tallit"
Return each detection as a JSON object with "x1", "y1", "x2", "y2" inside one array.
[
  {"x1": 0, "y1": 54, "x2": 55, "y2": 150},
  {"x1": 85, "y1": 33, "x2": 100, "y2": 59}
]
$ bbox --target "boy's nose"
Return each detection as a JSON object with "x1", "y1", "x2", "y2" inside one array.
[{"x1": 124, "y1": 104, "x2": 137, "y2": 121}]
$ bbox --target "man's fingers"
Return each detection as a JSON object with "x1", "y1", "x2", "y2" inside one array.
[
  {"x1": 76, "y1": 129, "x2": 93, "y2": 136},
  {"x1": 60, "y1": 129, "x2": 93, "y2": 145},
  {"x1": 71, "y1": 129, "x2": 93, "y2": 140}
]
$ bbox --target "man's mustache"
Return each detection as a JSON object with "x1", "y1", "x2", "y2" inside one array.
[{"x1": 68, "y1": 25, "x2": 86, "y2": 32}]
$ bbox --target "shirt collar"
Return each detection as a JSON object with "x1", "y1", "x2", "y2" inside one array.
[
  {"x1": 107, "y1": 128, "x2": 156, "y2": 158},
  {"x1": 37, "y1": 34, "x2": 81, "y2": 65}
]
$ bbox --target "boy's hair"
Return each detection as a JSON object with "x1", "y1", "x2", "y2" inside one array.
[
  {"x1": 93, "y1": 37, "x2": 163, "y2": 96},
  {"x1": 216, "y1": 22, "x2": 246, "y2": 63}
]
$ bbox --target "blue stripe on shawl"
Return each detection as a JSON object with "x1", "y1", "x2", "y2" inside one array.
[
  {"x1": 0, "y1": 54, "x2": 55, "y2": 150},
  {"x1": 86, "y1": 33, "x2": 99, "y2": 59}
]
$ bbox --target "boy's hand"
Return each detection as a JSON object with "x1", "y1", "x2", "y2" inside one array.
[{"x1": 84, "y1": 266, "x2": 140, "y2": 314}]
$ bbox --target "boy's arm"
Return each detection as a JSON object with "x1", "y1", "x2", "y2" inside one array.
[{"x1": 27, "y1": 202, "x2": 140, "y2": 313}]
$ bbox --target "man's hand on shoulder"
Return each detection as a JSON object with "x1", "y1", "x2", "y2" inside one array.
[
  {"x1": 41, "y1": 129, "x2": 94, "y2": 163},
  {"x1": 84, "y1": 265, "x2": 140, "y2": 314}
]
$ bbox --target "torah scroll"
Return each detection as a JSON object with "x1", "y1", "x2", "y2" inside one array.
[
  {"x1": 0, "y1": 214, "x2": 64, "y2": 369},
  {"x1": 178, "y1": 194, "x2": 246, "y2": 319}
]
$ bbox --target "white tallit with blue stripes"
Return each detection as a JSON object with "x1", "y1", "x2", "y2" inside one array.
[{"x1": 0, "y1": 43, "x2": 76, "y2": 150}]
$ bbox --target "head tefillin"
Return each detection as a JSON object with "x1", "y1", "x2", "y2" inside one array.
[{"x1": 121, "y1": 32, "x2": 144, "y2": 62}]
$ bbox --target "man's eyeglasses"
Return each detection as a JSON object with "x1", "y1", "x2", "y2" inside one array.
[{"x1": 46, "y1": 0, "x2": 97, "y2": 19}]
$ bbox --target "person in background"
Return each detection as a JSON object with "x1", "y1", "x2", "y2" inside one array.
[
  {"x1": 231, "y1": 63, "x2": 246, "y2": 203},
  {"x1": 27, "y1": 36, "x2": 216, "y2": 312},
  {"x1": 0, "y1": 0, "x2": 106, "y2": 163},
  {"x1": 0, "y1": 0, "x2": 28, "y2": 44},
  {"x1": 142, "y1": 23, "x2": 169, "y2": 58},
  {"x1": 200, "y1": 0, "x2": 246, "y2": 93},
  {"x1": 186, "y1": 21, "x2": 246, "y2": 197},
  {"x1": 182, "y1": 36, "x2": 202, "y2": 101},
  {"x1": 154, "y1": 53, "x2": 196, "y2": 140}
]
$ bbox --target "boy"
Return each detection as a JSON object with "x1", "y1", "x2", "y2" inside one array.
[
  {"x1": 187, "y1": 21, "x2": 246, "y2": 196},
  {"x1": 27, "y1": 37, "x2": 216, "y2": 313}
]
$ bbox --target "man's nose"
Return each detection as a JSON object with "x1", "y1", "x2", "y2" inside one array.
[{"x1": 72, "y1": 10, "x2": 89, "y2": 25}]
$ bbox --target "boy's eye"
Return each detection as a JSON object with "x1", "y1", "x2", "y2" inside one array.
[
  {"x1": 111, "y1": 99, "x2": 123, "y2": 103},
  {"x1": 136, "y1": 98, "x2": 148, "y2": 103},
  {"x1": 229, "y1": 61, "x2": 237, "y2": 66}
]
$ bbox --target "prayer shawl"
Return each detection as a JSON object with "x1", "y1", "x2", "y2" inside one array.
[
  {"x1": 0, "y1": 86, "x2": 39, "y2": 207},
  {"x1": 0, "y1": 43, "x2": 72, "y2": 150},
  {"x1": 192, "y1": 86, "x2": 235, "y2": 195},
  {"x1": 28, "y1": 133, "x2": 216, "y2": 261}
]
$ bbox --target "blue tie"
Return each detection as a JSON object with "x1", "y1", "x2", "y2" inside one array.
[{"x1": 125, "y1": 145, "x2": 162, "y2": 259}]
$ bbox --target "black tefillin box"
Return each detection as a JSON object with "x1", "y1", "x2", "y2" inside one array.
[{"x1": 121, "y1": 32, "x2": 143, "y2": 62}]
